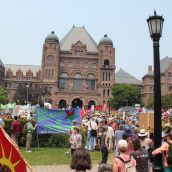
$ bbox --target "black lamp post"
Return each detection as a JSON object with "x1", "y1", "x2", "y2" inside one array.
[
  {"x1": 108, "y1": 100, "x2": 110, "y2": 115},
  {"x1": 147, "y1": 11, "x2": 164, "y2": 172}
]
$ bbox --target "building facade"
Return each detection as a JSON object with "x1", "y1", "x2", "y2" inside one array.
[
  {"x1": 0, "y1": 59, "x2": 5, "y2": 86},
  {"x1": 4, "y1": 26, "x2": 116, "y2": 108},
  {"x1": 41, "y1": 26, "x2": 115, "y2": 108},
  {"x1": 141, "y1": 56, "x2": 172, "y2": 105}
]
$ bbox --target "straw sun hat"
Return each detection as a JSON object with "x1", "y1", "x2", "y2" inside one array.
[{"x1": 138, "y1": 129, "x2": 148, "y2": 137}]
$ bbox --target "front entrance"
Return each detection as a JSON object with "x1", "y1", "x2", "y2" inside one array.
[
  {"x1": 88, "y1": 100, "x2": 96, "y2": 109},
  {"x1": 59, "y1": 99, "x2": 67, "y2": 109},
  {"x1": 72, "y1": 98, "x2": 83, "y2": 108}
]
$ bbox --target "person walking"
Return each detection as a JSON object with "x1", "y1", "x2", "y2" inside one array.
[
  {"x1": 11, "y1": 116, "x2": 21, "y2": 145},
  {"x1": 113, "y1": 139, "x2": 136, "y2": 172},
  {"x1": 86, "y1": 117, "x2": 98, "y2": 151},
  {"x1": 107, "y1": 122, "x2": 115, "y2": 150},
  {"x1": 100, "y1": 125, "x2": 109, "y2": 164},
  {"x1": 70, "y1": 126, "x2": 82, "y2": 155},
  {"x1": 25, "y1": 118, "x2": 37, "y2": 152},
  {"x1": 114, "y1": 125, "x2": 125, "y2": 156},
  {"x1": 130, "y1": 137, "x2": 149, "y2": 172}
]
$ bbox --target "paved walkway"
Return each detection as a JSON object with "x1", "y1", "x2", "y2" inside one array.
[{"x1": 28, "y1": 164, "x2": 99, "y2": 172}]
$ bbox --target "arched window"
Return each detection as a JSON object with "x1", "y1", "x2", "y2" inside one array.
[
  {"x1": 59, "y1": 99, "x2": 67, "y2": 109},
  {"x1": 103, "y1": 89, "x2": 106, "y2": 96},
  {"x1": 73, "y1": 73, "x2": 83, "y2": 91},
  {"x1": 104, "y1": 59, "x2": 109, "y2": 66},
  {"x1": 87, "y1": 74, "x2": 95, "y2": 90},
  {"x1": 59, "y1": 72, "x2": 69, "y2": 90},
  {"x1": 107, "y1": 89, "x2": 110, "y2": 96},
  {"x1": 168, "y1": 72, "x2": 172, "y2": 80}
]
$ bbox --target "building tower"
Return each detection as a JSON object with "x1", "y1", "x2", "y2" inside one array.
[
  {"x1": 41, "y1": 31, "x2": 60, "y2": 100},
  {"x1": 98, "y1": 34, "x2": 115, "y2": 103}
]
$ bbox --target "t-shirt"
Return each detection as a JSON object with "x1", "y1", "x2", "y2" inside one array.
[
  {"x1": 27, "y1": 122, "x2": 34, "y2": 133},
  {"x1": 130, "y1": 149, "x2": 149, "y2": 172},
  {"x1": 115, "y1": 154, "x2": 136, "y2": 172},
  {"x1": 70, "y1": 133, "x2": 82, "y2": 149},
  {"x1": 11, "y1": 120, "x2": 21, "y2": 135},
  {"x1": 107, "y1": 126, "x2": 115, "y2": 139},
  {"x1": 87, "y1": 121, "x2": 98, "y2": 131},
  {"x1": 115, "y1": 130, "x2": 125, "y2": 141}
]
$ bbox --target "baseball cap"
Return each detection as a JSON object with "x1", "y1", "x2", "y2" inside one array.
[{"x1": 118, "y1": 139, "x2": 128, "y2": 151}]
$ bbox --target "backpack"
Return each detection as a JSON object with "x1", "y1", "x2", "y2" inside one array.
[
  {"x1": 117, "y1": 156, "x2": 136, "y2": 172},
  {"x1": 167, "y1": 142, "x2": 172, "y2": 166}
]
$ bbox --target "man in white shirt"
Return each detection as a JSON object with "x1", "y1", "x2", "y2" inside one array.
[
  {"x1": 107, "y1": 123, "x2": 115, "y2": 150},
  {"x1": 86, "y1": 117, "x2": 98, "y2": 151}
]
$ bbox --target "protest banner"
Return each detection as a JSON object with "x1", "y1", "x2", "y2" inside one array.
[
  {"x1": 139, "y1": 112, "x2": 154, "y2": 130},
  {"x1": 36, "y1": 107, "x2": 81, "y2": 134}
]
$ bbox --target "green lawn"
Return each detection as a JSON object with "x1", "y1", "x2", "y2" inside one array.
[{"x1": 20, "y1": 148, "x2": 101, "y2": 166}]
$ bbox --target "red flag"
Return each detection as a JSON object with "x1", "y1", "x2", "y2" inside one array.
[
  {"x1": 81, "y1": 106, "x2": 85, "y2": 119},
  {"x1": 0, "y1": 127, "x2": 32, "y2": 172},
  {"x1": 103, "y1": 102, "x2": 108, "y2": 112}
]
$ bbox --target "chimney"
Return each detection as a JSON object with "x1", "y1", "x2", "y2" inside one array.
[{"x1": 148, "y1": 65, "x2": 152, "y2": 72}]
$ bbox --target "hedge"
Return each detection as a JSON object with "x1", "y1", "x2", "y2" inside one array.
[{"x1": 4, "y1": 119, "x2": 70, "y2": 148}]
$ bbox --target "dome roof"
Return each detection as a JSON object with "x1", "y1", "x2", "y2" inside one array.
[
  {"x1": 99, "y1": 34, "x2": 113, "y2": 46},
  {"x1": 45, "y1": 31, "x2": 59, "y2": 42}
]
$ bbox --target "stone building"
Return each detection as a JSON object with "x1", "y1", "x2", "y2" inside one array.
[
  {"x1": 41, "y1": 26, "x2": 115, "y2": 108},
  {"x1": 4, "y1": 26, "x2": 115, "y2": 108},
  {"x1": 0, "y1": 59, "x2": 5, "y2": 86},
  {"x1": 141, "y1": 56, "x2": 172, "y2": 105}
]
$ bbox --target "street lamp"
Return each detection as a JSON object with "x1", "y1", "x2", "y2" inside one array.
[
  {"x1": 26, "y1": 84, "x2": 29, "y2": 105},
  {"x1": 147, "y1": 11, "x2": 164, "y2": 172},
  {"x1": 108, "y1": 99, "x2": 111, "y2": 115}
]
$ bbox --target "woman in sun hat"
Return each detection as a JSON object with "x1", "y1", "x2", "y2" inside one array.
[{"x1": 138, "y1": 129, "x2": 152, "y2": 150}]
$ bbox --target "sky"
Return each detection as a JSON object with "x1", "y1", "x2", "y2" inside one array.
[{"x1": 0, "y1": 0, "x2": 172, "y2": 80}]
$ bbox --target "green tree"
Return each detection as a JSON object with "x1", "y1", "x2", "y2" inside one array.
[
  {"x1": 111, "y1": 84, "x2": 141, "y2": 109},
  {"x1": 0, "y1": 86, "x2": 8, "y2": 104},
  {"x1": 146, "y1": 96, "x2": 154, "y2": 109},
  {"x1": 146, "y1": 93, "x2": 172, "y2": 109},
  {"x1": 13, "y1": 84, "x2": 51, "y2": 105}
]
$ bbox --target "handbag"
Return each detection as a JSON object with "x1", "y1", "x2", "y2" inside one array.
[{"x1": 90, "y1": 122, "x2": 97, "y2": 137}]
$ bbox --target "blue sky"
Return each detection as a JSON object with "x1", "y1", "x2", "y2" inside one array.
[{"x1": 0, "y1": 0, "x2": 172, "y2": 79}]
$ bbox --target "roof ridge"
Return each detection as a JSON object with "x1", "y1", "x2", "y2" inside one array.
[
  {"x1": 5, "y1": 64, "x2": 41, "y2": 67},
  {"x1": 116, "y1": 68, "x2": 141, "y2": 81},
  {"x1": 60, "y1": 26, "x2": 74, "y2": 46}
]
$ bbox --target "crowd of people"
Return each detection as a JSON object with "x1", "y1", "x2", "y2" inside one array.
[
  {"x1": 69, "y1": 111, "x2": 172, "y2": 172},
  {"x1": 0, "y1": 108, "x2": 172, "y2": 172}
]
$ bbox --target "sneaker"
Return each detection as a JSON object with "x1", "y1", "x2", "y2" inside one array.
[{"x1": 26, "y1": 150, "x2": 32, "y2": 152}]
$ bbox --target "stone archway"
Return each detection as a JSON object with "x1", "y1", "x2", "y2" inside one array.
[
  {"x1": 88, "y1": 100, "x2": 96, "y2": 110},
  {"x1": 59, "y1": 99, "x2": 67, "y2": 109},
  {"x1": 72, "y1": 98, "x2": 83, "y2": 108}
]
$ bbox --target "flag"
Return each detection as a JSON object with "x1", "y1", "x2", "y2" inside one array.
[
  {"x1": 103, "y1": 102, "x2": 108, "y2": 112},
  {"x1": 88, "y1": 105, "x2": 94, "y2": 114},
  {"x1": 81, "y1": 106, "x2": 85, "y2": 119},
  {"x1": 0, "y1": 127, "x2": 32, "y2": 172}
]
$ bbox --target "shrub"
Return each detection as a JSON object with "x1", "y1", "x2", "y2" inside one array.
[{"x1": 4, "y1": 118, "x2": 70, "y2": 148}]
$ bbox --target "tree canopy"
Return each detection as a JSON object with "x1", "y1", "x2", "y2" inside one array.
[
  {"x1": 0, "y1": 86, "x2": 8, "y2": 105},
  {"x1": 13, "y1": 84, "x2": 51, "y2": 105},
  {"x1": 111, "y1": 84, "x2": 141, "y2": 109},
  {"x1": 146, "y1": 93, "x2": 172, "y2": 109}
]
